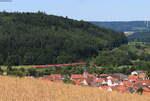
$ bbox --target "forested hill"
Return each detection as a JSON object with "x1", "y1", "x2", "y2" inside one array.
[
  {"x1": 0, "y1": 12, "x2": 127, "y2": 65},
  {"x1": 90, "y1": 21, "x2": 150, "y2": 32}
]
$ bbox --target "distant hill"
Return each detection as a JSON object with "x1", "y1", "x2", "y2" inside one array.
[
  {"x1": 90, "y1": 21, "x2": 150, "y2": 32},
  {"x1": 0, "y1": 12, "x2": 127, "y2": 65},
  {"x1": 128, "y1": 31, "x2": 150, "y2": 42},
  {"x1": 0, "y1": 76, "x2": 149, "y2": 101}
]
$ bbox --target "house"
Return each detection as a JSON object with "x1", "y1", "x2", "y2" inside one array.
[
  {"x1": 71, "y1": 74, "x2": 84, "y2": 80},
  {"x1": 102, "y1": 86, "x2": 112, "y2": 91},
  {"x1": 51, "y1": 74, "x2": 62, "y2": 79},
  {"x1": 80, "y1": 79, "x2": 89, "y2": 86},
  {"x1": 99, "y1": 74, "x2": 109, "y2": 79},
  {"x1": 50, "y1": 74, "x2": 62, "y2": 82},
  {"x1": 111, "y1": 73, "x2": 128, "y2": 81},
  {"x1": 138, "y1": 73, "x2": 148, "y2": 80},
  {"x1": 131, "y1": 70, "x2": 144, "y2": 76},
  {"x1": 135, "y1": 80, "x2": 150, "y2": 87},
  {"x1": 73, "y1": 80, "x2": 81, "y2": 85},
  {"x1": 94, "y1": 78, "x2": 106, "y2": 83},
  {"x1": 123, "y1": 81, "x2": 134, "y2": 87},
  {"x1": 61, "y1": 75, "x2": 70, "y2": 80},
  {"x1": 143, "y1": 87, "x2": 150, "y2": 92},
  {"x1": 131, "y1": 70, "x2": 148, "y2": 80},
  {"x1": 111, "y1": 78, "x2": 120, "y2": 86},
  {"x1": 105, "y1": 76, "x2": 120, "y2": 86},
  {"x1": 89, "y1": 78, "x2": 106, "y2": 87},
  {"x1": 128, "y1": 75, "x2": 138, "y2": 82},
  {"x1": 143, "y1": 91, "x2": 150, "y2": 96},
  {"x1": 88, "y1": 74, "x2": 96, "y2": 79},
  {"x1": 88, "y1": 82, "x2": 99, "y2": 87}
]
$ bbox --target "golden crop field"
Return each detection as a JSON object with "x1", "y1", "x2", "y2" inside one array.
[{"x1": 0, "y1": 76, "x2": 149, "y2": 101}]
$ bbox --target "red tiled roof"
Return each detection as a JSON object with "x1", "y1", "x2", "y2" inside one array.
[
  {"x1": 143, "y1": 92, "x2": 150, "y2": 96},
  {"x1": 143, "y1": 87, "x2": 150, "y2": 92},
  {"x1": 111, "y1": 78, "x2": 119, "y2": 82},
  {"x1": 99, "y1": 74, "x2": 109, "y2": 77},
  {"x1": 135, "y1": 80, "x2": 150, "y2": 85},
  {"x1": 51, "y1": 74, "x2": 62, "y2": 79},
  {"x1": 94, "y1": 79, "x2": 105, "y2": 83},
  {"x1": 102, "y1": 86, "x2": 110, "y2": 89},
  {"x1": 128, "y1": 75, "x2": 138, "y2": 81},
  {"x1": 71, "y1": 74, "x2": 83, "y2": 79},
  {"x1": 88, "y1": 75, "x2": 95, "y2": 78},
  {"x1": 123, "y1": 81, "x2": 134, "y2": 87},
  {"x1": 138, "y1": 73, "x2": 147, "y2": 79},
  {"x1": 74, "y1": 80, "x2": 81, "y2": 85}
]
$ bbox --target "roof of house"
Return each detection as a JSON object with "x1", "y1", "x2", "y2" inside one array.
[
  {"x1": 136, "y1": 80, "x2": 150, "y2": 83},
  {"x1": 99, "y1": 74, "x2": 109, "y2": 77},
  {"x1": 123, "y1": 81, "x2": 134, "y2": 87},
  {"x1": 132, "y1": 70, "x2": 144, "y2": 74},
  {"x1": 111, "y1": 78, "x2": 119, "y2": 82},
  {"x1": 138, "y1": 73, "x2": 147, "y2": 78},
  {"x1": 111, "y1": 73, "x2": 128, "y2": 80},
  {"x1": 143, "y1": 87, "x2": 150, "y2": 92},
  {"x1": 89, "y1": 82, "x2": 100, "y2": 87},
  {"x1": 135, "y1": 80, "x2": 150, "y2": 86},
  {"x1": 88, "y1": 74, "x2": 95, "y2": 78},
  {"x1": 74, "y1": 80, "x2": 81, "y2": 85},
  {"x1": 93, "y1": 79, "x2": 105, "y2": 83},
  {"x1": 71, "y1": 74, "x2": 83, "y2": 79},
  {"x1": 143, "y1": 91, "x2": 150, "y2": 96},
  {"x1": 102, "y1": 86, "x2": 110, "y2": 89},
  {"x1": 51, "y1": 74, "x2": 62, "y2": 79},
  {"x1": 128, "y1": 75, "x2": 138, "y2": 81}
]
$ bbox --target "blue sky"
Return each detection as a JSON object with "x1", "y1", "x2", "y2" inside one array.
[{"x1": 0, "y1": 0, "x2": 150, "y2": 21}]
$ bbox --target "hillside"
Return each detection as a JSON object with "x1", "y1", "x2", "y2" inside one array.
[
  {"x1": 91, "y1": 42, "x2": 150, "y2": 75},
  {"x1": 90, "y1": 21, "x2": 150, "y2": 32},
  {"x1": 0, "y1": 12, "x2": 127, "y2": 66},
  {"x1": 0, "y1": 76, "x2": 149, "y2": 101},
  {"x1": 128, "y1": 31, "x2": 150, "y2": 42}
]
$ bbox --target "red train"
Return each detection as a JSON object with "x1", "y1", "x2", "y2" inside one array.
[{"x1": 32, "y1": 62, "x2": 87, "y2": 68}]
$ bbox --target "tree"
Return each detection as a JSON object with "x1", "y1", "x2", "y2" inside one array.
[
  {"x1": 63, "y1": 78, "x2": 75, "y2": 84},
  {"x1": 0, "y1": 12, "x2": 127, "y2": 66},
  {"x1": 136, "y1": 87, "x2": 143, "y2": 95}
]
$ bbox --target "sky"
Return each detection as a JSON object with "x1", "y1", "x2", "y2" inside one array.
[{"x1": 0, "y1": 0, "x2": 150, "y2": 21}]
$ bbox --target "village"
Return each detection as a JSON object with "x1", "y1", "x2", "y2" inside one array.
[{"x1": 38, "y1": 69, "x2": 150, "y2": 96}]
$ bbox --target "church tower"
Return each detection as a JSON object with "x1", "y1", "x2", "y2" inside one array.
[{"x1": 83, "y1": 64, "x2": 88, "y2": 78}]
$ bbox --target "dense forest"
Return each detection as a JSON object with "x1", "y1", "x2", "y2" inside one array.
[{"x1": 0, "y1": 12, "x2": 127, "y2": 66}]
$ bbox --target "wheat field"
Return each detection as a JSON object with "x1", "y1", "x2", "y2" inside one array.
[{"x1": 0, "y1": 76, "x2": 149, "y2": 101}]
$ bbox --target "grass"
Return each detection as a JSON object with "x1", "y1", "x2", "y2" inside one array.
[
  {"x1": 0, "y1": 76, "x2": 149, "y2": 101},
  {"x1": 0, "y1": 65, "x2": 33, "y2": 70}
]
